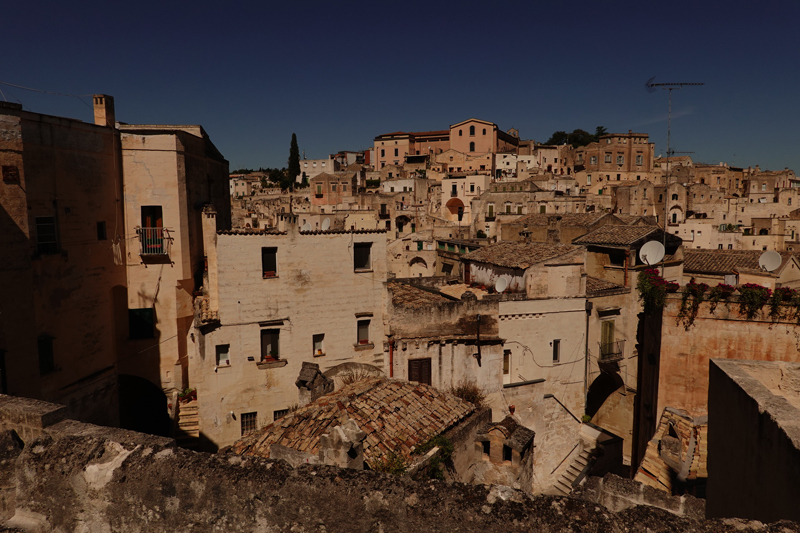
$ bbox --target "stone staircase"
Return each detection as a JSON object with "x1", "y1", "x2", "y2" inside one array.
[
  {"x1": 549, "y1": 448, "x2": 595, "y2": 496},
  {"x1": 175, "y1": 400, "x2": 200, "y2": 449}
]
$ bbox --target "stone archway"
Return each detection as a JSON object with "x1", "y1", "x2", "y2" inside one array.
[{"x1": 409, "y1": 257, "x2": 428, "y2": 277}]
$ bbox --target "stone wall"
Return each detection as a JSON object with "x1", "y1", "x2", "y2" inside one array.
[{"x1": 1, "y1": 394, "x2": 797, "y2": 532}]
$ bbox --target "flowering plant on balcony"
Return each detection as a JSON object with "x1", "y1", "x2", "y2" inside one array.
[
  {"x1": 677, "y1": 278, "x2": 709, "y2": 329},
  {"x1": 707, "y1": 283, "x2": 735, "y2": 313},
  {"x1": 767, "y1": 286, "x2": 798, "y2": 321},
  {"x1": 737, "y1": 283, "x2": 772, "y2": 320},
  {"x1": 637, "y1": 268, "x2": 675, "y2": 311}
]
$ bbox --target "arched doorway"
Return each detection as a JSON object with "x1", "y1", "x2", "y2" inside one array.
[
  {"x1": 445, "y1": 198, "x2": 465, "y2": 222},
  {"x1": 409, "y1": 257, "x2": 428, "y2": 277},
  {"x1": 118, "y1": 374, "x2": 172, "y2": 437},
  {"x1": 586, "y1": 371, "x2": 625, "y2": 418}
]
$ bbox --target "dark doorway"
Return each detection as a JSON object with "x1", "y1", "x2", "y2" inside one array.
[{"x1": 118, "y1": 374, "x2": 171, "y2": 437}]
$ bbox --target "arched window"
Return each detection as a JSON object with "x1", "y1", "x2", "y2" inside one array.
[
  {"x1": 482, "y1": 128, "x2": 486, "y2": 135},
  {"x1": 469, "y1": 125, "x2": 475, "y2": 136},
  {"x1": 469, "y1": 142, "x2": 475, "y2": 152},
  {"x1": 459, "y1": 129, "x2": 462, "y2": 136},
  {"x1": 671, "y1": 193, "x2": 679, "y2": 200}
]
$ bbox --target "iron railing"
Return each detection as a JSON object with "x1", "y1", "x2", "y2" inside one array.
[
  {"x1": 138, "y1": 227, "x2": 171, "y2": 256},
  {"x1": 599, "y1": 340, "x2": 624, "y2": 362}
]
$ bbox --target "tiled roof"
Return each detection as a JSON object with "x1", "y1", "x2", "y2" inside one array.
[
  {"x1": 217, "y1": 229, "x2": 287, "y2": 235},
  {"x1": 389, "y1": 281, "x2": 453, "y2": 308},
  {"x1": 462, "y1": 242, "x2": 578, "y2": 269},
  {"x1": 196, "y1": 296, "x2": 218, "y2": 323},
  {"x1": 572, "y1": 225, "x2": 665, "y2": 246},
  {"x1": 300, "y1": 229, "x2": 387, "y2": 235},
  {"x1": 230, "y1": 377, "x2": 475, "y2": 464},
  {"x1": 586, "y1": 276, "x2": 624, "y2": 294},
  {"x1": 683, "y1": 249, "x2": 792, "y2": 275},
  {"x1": 513, "y1": 213, "x2": 609, "y2": 228}
]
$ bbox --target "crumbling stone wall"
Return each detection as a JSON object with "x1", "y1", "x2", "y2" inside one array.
[{"x1": 2, "y1": 395, "x2": 798, "y2": 532}]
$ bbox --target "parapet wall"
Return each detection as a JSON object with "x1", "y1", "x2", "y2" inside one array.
[{"x1": 1, "y1": 394, "x2": 795, "y2": 532}]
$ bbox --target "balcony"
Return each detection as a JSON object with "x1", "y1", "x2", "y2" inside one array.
[
  {"x1": 378, "y1": 212, "x2": 390, "y2": 219},
  {"x1": 599, "y1": 340, "x2": 624, "y2": 363},
  {"x1": 138, "y1": 227, "x2": 172, "y2": 261}
]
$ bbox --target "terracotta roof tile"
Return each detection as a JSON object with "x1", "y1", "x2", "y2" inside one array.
[
  {"x1": 586, "y1": 276, "x2": 624, "y2": 294},
  {"x1": 683, "y1": 249, "x2": 793, "y2": 275},
  {"x1": 513, "y1": 213, "x2": 610, "y2": 228},
  {"x1": 388, "y1": 282, "x2": 454, "y2": 308},
  {"x1": 462, "y1": 242, "x2": 578, "y2": 269},
  {"x1": 572, "y1": 225, "x2": 669, "y2": 246},
  {"x1": 230, "y1": 377, "x2": 475, "y2": 464}
]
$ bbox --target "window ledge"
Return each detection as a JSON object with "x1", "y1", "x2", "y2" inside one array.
[
  {"x1": 216, "y1": 363, "x2": 231, "y2": 370},
  {"x1": 256, "y1": 358, "x2": 288, "y2": 369},
  {"x1": 354, "y1": 268, "x2": 373, "y2": 273},
  {"x1": 313, "y1": 352, "x2": 326, "y2": 358},
  {"x1": 353, "y1": 342, "x2": 374, "y2": 351},
  {"x1": 262, "y1": 273, "x2": 278, "y2": 279}
]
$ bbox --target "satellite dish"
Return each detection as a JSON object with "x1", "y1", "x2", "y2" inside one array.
[
  {"x1": 639, "y1": 240, "x2": 665, "y2": 266},
  {"x1": 301, "y1": 223, "x2": 312, "y2": 232},
  {"x1": 759, "y1": 250, "x2": 782, "y2": 272},
  {"x1": 495, "y1": 277, "x2": 508, "y2": 293},
  {"x1": 321, "y1": 218, "x2": 331, "y2": 231}
]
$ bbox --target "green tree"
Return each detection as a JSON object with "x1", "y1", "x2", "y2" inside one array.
[
  {"x1": 545, "y1": 131, "x2": 570, "y2": 145},
  {"x1": 287, "y1": 133, "x2": 300, "y2": 185},
  {"x1": 593, "y1": 126, "x2": 608, "y2": 141},
  {"x1": 545, "y1": 128, "x2": 602, "y2": 148}
]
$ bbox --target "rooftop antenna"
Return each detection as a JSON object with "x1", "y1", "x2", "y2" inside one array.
[
  {"x1": 758, "y1": 250, "x2": 781, "y2": 272},
  {"x1": 646, "y1": 76, "x2": 704, "y2": 275}
]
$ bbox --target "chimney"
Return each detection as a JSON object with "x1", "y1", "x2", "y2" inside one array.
[{"x1": 92, "y1": 94, "x2": 115, "y2": 127}]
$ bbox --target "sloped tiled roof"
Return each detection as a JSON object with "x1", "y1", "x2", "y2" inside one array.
[
  {"x1": 389, "y1": 281, "x2": 453, "y2": 308},
  {"x1": 230, "y1": 377, "x2": 475, "y2": 464},
  {"x1": 513, "y1": 213, "x2": 610, "y2": 228},
  {"x1": 462, "y1": 242, "x2": 578, "y2": 269},
  {"x1": 572, "y1": 225, "x2": 664, "y2": 246},
  {"x1": 683, "y1": 249, "x2": 792, "y2": 275},
  {"x1": 586, "y1": 276, "x2": 624, "y2": 294}
]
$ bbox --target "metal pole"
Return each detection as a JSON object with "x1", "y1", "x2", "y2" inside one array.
[{"x1": 663, "y1": 88, "x2": 671, "y2": 276}]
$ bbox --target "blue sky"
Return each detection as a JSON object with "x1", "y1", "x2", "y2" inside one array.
[{"x1": 3, "y1": 1, "x2": 799, "y2": 172}]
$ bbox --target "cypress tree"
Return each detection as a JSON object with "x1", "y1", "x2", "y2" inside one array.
[{"x1": 288, "y1": 133, "x2": 300, "y2": 184}]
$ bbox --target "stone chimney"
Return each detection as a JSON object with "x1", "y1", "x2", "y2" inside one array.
[
  {"x1": 92, "y1": 94, "x2": 115, "y2": 127},
  {"x1": 295, "y1": 362, "x2": 334, "y2": 406},
  {"x1": 318, "y1": 419, "x2": 367, "y2": 469}
]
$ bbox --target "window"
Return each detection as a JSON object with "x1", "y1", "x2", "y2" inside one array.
[
  {"x1": 394, "y1": 148, "x2": 398, "y2": 157},
  {"x1": 96, "y1": 221, "x2": 107, "y2": 241},
  {"x1": 503, "y1": 445, "x2": 513, "y2": 462},
  {"x1": 505, "y1": 204, "x2": 511, "y2": 214},
  {"x1": 260, "y1": 329, "x2": 280, "y2": 361},
  {"x1": 216, "y1": 344, "x2": 230, "y2": 366},
  {"x1": 129, "y1": 308, "x2": 155, "y2": 339},
  {"x1": 241, "y1": 412, "x2": 257, "y2": 436},
  {"x1": 482, "y1": 128, "x2": 486, "y2": 135},
  {"x1": 273, "y1": 409, "x2": 289, "y2": 421},
  {"x1": 317, "y1": 184, "x2": 323, "y2": 194},
  {"x1": 517, "y1": 205, "x2": 523, "y2": 215},
  {"x1": 331, "y1": 184, "x2": 337, "y2": 192},
  {"x1": 659, "y1": 194, "x2": 663, "y2": 202},
  {"x1": 38, "y1": 335, "x2": 55, "y2": 375},
  {"x1": 357, "y1": 320, "x2": 370, "y2": 345},
  {"x1": 600, "y1": 320, "x2": 615, "y2": 357},
  {"x1": 587, "y1": 174, "x2": 592, "y2": 185},
  {"x1": 636, "y1": 155, "x2": 643, "y2": 165},
  {"x1": 441, "y1": 263, "x2": 453, "y2": 275},
  {"x1": 459, "y1": 129, "x2": 462, "y2": 136},
  {"x1": 35, "y1": 216, "x2": 58, "y2": 254},
  {"x1": 718, "y1": 244, "x2": 723, "y2": 249},
  {"x1": 469, "y1": 125, "x2": 475, "y2": 136},
  {"x1": 469, "y1": 142, "x2": 475, "y2": 152},
  {"x1": 354, "y1": 242, "x2": 372, "y2": 271},
  {"x1": 470, "y1": 184, "x2": 475, "y2": 193},
  {"x1": 487, "y1": 204, "x2": 494, "y2": 217},
  {"x1": 604, "y1": 154, "x2": 611, "y2": 164},
  {"x1": 313, "y1": 334, "x2": 324, "y2": 356},
  {"x1": 342, "y1": 183, "x2": 347, "y2": 192},
  {"x1": 762, "y1": 183, "x2": 767, "y2": 191},
  {"x1": 590, "y1": 156, "x2": 597, "y2": 165},
  {"x1": 503, "y1": 350, "x2": 510, "y2": 375},
  {"x1": 616, "y1": 174, "x2": 621, "y2": 181},
  {"x1": 381, "y1": 149, "x2": 385, "y2": 157},
  {"x1": 552, "y1": 339, "x2": 560, "y2": 363},
  {"x1": 671, "y1": 193, "x2": 678, "y2": 200},
  {"x1": 482, "y1": 441, "x2": 490, "y2": 456},
  {"x1": 408, "y1": 358, "x2": 432, "y2": 385},
  {"x1": 262, "y1": 247, "x2": 277, "y2": 278}
]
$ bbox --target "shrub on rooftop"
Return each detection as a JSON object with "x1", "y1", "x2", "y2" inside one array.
[
  {"x1": 737, "y1": 283, "x2": 772, "y2": 320},
  {"x1": 636, "y1": 268, "x2": 677, "y2": 311},
  {"x1": 707, "y1": 283, "x2": 735, "y2": 314},
  {"x1": 449, "y1": 379, "x2": 486, "y2": 408}
]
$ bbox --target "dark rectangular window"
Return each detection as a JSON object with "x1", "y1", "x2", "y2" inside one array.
[
  {"x1": 273, "y1": 409, "x2": 289, "y2": 421},
  {"x1": 260, "y1": 329, "x2": 280, "y2": 361},
  {"x1": 141, "y1": 205, "x2": 163, "y2": 228},
  {"x1": 313, "y1": 334, "x2": 324, "y2": 355},
  {"x1": 96, "y1": 221, "x2": 107, "y2": 241},
  {"x1": 482, "y1": 441, "x2": 490, "y2": 456},
  {"x1": 35, "y1": 216, "x2": 58, "y2": 254},
  {"x1": 128, "y1": 308, "x2": 155, "y2": 339},
  {"x1": 241, "y1": 412, "x2": 257, "y2": 435},
  {"x1": 503, "y1": 350, "x2": 510, "y2": 375},
  {"x1": 394, "y1": 148, "x2": 398, "y2": 157},
  {"x1": 441, "y1": 263, "x2": 453, "y2": 275},
  {"x1": 503, "y1": 445, "x2": 513, "y2": 462},
  {"x1": 37, "y1": 335, "x2": 55, "y2": 375},
  {"x1": 354, "y1": 242, "x2": 371, "y2": 271},
  {"x1": 552, "y1": 339, "x2": 561, "y2": 363},
  {"x1": 408, "y1": 358, "x2": 432, "y2": 386},
  {"x1": 216, "y1": 344, "x2": 230, "y2": 366},
  {"x1": 262, "y1": 247, "x2": 277, "y2": 278},
  {"x1": 357, "y1": 320, "x2": 370, "y2": 344}
]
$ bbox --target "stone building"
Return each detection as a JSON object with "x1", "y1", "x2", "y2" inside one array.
[
  {"x1": 0, "y1": 98, "x2": 127, "y2": 427},
  {"x1": 189, "y1": 221, "x2": 388, "y2": 449},
  {"x1": 574, "y1": 131, "x2": 655, "y2": 185}
]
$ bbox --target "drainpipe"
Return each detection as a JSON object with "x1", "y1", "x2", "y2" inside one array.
[
  {"x1": 584, "y1": 301, "x2": 593, "y2": 414},
  {"x1": 624, "y1": 251, "x2": 629, "y2": 287},
  {"x1": 388, "y1": 336, "x2": 394, "y2": 377},
  {"x1": 475, "y1": 314, "x2": 482, "y2": 367}
]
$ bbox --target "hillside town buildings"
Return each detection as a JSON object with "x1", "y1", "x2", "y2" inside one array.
[{"x1": 4, "y1": 103, "x2": 800, "y2": 526}]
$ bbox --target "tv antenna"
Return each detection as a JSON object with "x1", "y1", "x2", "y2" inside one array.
[{"x1": 645, "y1": 77, "x2": 704, "y2": 274}]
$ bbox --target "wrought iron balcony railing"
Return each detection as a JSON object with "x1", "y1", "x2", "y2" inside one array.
[
  {"x1": 138, "y1": 227, "x2": 172, "y2": 256},
  {"x1": 599, "y1": 340, "x2": 624, "y2": 363}
]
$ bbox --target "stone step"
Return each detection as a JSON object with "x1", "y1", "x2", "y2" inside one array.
[
  {"x1": 178, "y1": 414, "x2": 199, "y2": 423},
  {"x1": 178, "y1": 422, "x2": 199, "y2": 430},
  {"x1": 554, "y1": 479, "x2": 573, "y2": 494}
]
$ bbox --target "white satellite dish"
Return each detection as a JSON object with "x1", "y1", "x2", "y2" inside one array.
[
  {"x1": 639, "y1": 240, "x2": 665, "y2": 266},
  {"x1": 759, "y1": 250, "x2": 782, "y2": 272},
  {"x1": 301, "y1": 223, "x2": 312, "y2": 232},
  {"x1": 321, "y1": 218, "x2": 331, "y2": 231},
  {"x1": 495, "y1": 277, "x2": 508, "y2": 293}
]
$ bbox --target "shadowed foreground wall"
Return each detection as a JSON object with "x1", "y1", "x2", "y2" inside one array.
[{"x1": 2, "y1": 394, "x2": 799, "y2": 532}]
